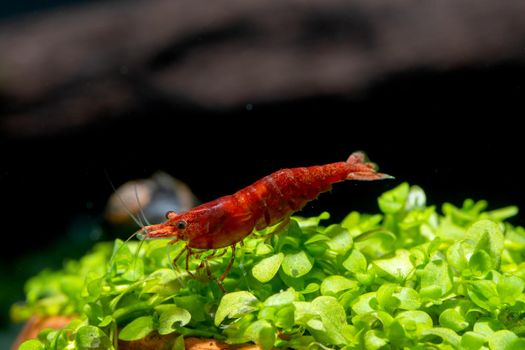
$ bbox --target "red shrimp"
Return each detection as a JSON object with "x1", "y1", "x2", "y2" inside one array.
[{"x1": 138, "y1": 152, "x2": 392, "y2": 283}]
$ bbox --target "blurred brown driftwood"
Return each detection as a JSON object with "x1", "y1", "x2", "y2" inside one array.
[{"x1": 1, "y1": 0, "x2": 525, "y2": 137}]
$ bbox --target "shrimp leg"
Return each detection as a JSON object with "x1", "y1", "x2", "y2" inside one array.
[
  {"x1": 185, "y1": 247, "x2": 194, "y2": 277},
  {"x1": 219, "y1": 244, "x2": 237, "y2": 282},
  {"x1": 168, "y1": 242, "x2": 195, "y2": 277}
]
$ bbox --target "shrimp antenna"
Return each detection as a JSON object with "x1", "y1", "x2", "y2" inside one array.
[
  {"x1": 104, "y1": 170, "x2": 148, "y2": 275},
  {"x1": 106, "y1": 228, "x2": 145, "y2": 275},
  {"x1": 104, "y1": 169, "x2": 145, "y2": 229},
  {"x1": 134, "y1": 184, "x2": 151, "y2": 226}
]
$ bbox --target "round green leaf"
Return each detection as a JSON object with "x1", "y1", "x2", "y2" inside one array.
[
  {"x1": 351, "y1": 292, "x2": 378, "y2": 315},
  {"x1": 282, "y1": 251, "x2": 313, "y2": 278},
  {"x1": 488, "y1": 330, "x2": 518, "y2": 350},
  {"x1": 324, "y1": 225, "x2": 353, "y2": 255},
  {"x1": 396, "y1": 310, "x2": 433, "y2": 336},
  {"x1": 373, "y1": 250, "x2": 414, "y2": 282},
  {"x1": 311, "y1": 296, "x2": 348, "y2": 345},
  {"x1": 264, "y1": 288, "x2": 296, "y2": 307},
  {"x1": 118, "y1": 316, "x2": 155, "y2": 341},
  {"x1": 447, "y1": 241, "x2": 471, "y2": 272},
  {"x1": 214, "y1": 291, "x2": 259, "y2": 326},
  {"x1": 460, "y1": 331, "x2": 486, "y2": 350},
  {"x1": 439, "y1": 308, "x2": 469, "y2": 332},
  {"x1": 377, "y1": 284, "x2": 420, "y2": 312},
  {"x1": 420, "y1": 259, "x2": 452, "y2": 298},
  {"x1": 497, "y1": 275, "x2": 525, "y2": 304},
  {"x1": 421, "y1": 327, "x2": 461, "y2": 348},
  {"x1": 469, "y1": 250, "x2": 493, "y2": 276},
  {"x1": 76, "y1": 325, "x2": 112, "y2": 350},
  {"x1": 467, "y1": 219, "x2": 504, "y2": 266},
  {"x1": 158, "y1": 305, "x2": 191, "y2": 335},
  {"x1": 252, "y1": 253, "x2": 284, "y2": 283},
  {"x1": 18, "y1": 340, "x2": 45, "y2": 350},
  {"x1": 343, "y1": 249, "x2": 367, "y2": 273},
  {"x1": 473, "y1": 319, "x2": 505, "y2": 337},
  {"x1": 320, "y1": 276, "x2": 358, "y2": 297},
  {"x1": 364, "y1": 330, "x2": 388, "y2": 350},
  {"x1": 244, "y1": 319, "x2": 276, "y2": 350},
  {"x1": 378, "y1": 183, "x2": 409, "y2": 214}
]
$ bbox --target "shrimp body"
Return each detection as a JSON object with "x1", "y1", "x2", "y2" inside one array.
[{"x1": 141, "y1": 152, "x2": 391, "y2": 249}]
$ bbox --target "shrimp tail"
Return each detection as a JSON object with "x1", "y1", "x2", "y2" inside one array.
[{"x1": 346, "y1": 151, "x2": 394, "y2": 181}]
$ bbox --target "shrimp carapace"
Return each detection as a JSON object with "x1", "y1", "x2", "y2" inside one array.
[{"x1": 140, "y1": 151, "x2": 392, "y2": 248}]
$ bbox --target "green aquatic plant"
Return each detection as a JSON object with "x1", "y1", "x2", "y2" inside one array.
[{"x1": 13, "y1": 183, "x2": 525, "y2": 350}]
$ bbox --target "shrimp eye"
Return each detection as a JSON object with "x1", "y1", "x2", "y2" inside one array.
[
  {"x1": 175, "y1": 220, "x2": 187, "y2": 230},
  {"x1": 165, "y1": 211, "x2": 177, "y2": 220}
]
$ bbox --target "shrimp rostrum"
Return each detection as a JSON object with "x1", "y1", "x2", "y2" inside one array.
[{"x1": 137, "y1": 151, "x2": 392, "y2": 285}]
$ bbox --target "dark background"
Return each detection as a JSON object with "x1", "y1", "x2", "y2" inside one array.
[
  {"x1": 2, "y1": 63, "x2": 524, "y2": 274},
  {"x1": 2, "y1": 0, "x2": 525, "y2": 347}
]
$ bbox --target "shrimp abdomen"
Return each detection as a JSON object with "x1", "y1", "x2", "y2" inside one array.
[{"x1": 235, "y1": 152, "x2": 390, "y2": 231}]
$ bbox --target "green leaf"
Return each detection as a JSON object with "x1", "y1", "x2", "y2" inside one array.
[
  {"x1": 505, "y1": 226, "x2": 525, "y2": 251},
  {"x1": 172, "y1": 295, "x2": 208, "y2": 324},
  {"x1": 439, "y1": 308, "x2": 469, "y2": 332},
  {"x1": 18, "y1": 340, "x2": 45, "y2": 350},
  {"x1": 311, "y1": 296, "x2": 348, "y2": 345},
  {"x1": 467, "y1": 281, "x2": 499, "y2": 311},
  {"x1": 342, "y1": 249, "x2": 367, "y2": 273},
  {"x1": 395, "y1": 310, "x2": 433, "y2": 337},
  {"x1": 421, "y1": 327, "x2": 461, "y2": 348},
  {"x1": 447, "y1": 241, "x2": 471, "y2": 272},
  {"x1": 215, "y1": 291, "x2": 259, "y2": 326},
  {"x1": 118, "y1": 316, "x2": 155, "y2": 341},
  {"x1": 76, "y1": 325, "x2": 112, "y2": 350},
  {"x1": 282, "y1": 251, "x2": 313, "y2": 278},
  {"x1": 293, "y1": 297, "x2": 349, "y2": 345},
  {"x1": 123, "y1": 259, "x2": 144, "y2": 282},
  {"x1": 157, "y1": 305, "x2": 191, "y2": 335},
  {"x1": 244, "y1": 319, "x2": 275, "y2": 350},
  {"x1": 295, "y1": 212, "x2": 330, "y2": 228},
  {"x1": 81, "y1": 273, "x2": 103, "y2": 302},
  {"x1": 469, "y1": 250, "x2": 493, "y2": 277},
  {"x1": 255, "y1": 242, "x2": 273, "y2": 256},
  {"x1": 320, "y1": 276, "x2": 358, "y2": 297},
  {"x1": 378, "y1": 182, "x2": 410, "y2": 214},
  {"x1": 354, "y1": 230, "x2": 397, "y2": 259},
  {"x1": 482, "y1": 206, "x2": 519, "y2": 221},
  {"x1": 420, "y1": 259, "x2": 452, "y2": 299},
  {"x1": 293, "y1": 301, "x2": 318, "y2": 325},
  {"x1": 373, "y1": 250, "x2": 414, "y2": 282},
  {"x1": 488, "y1": 330, "x2": 518, "y2": 350},
  {"x1": 252, "y1": 253, "x2": 284, "y2": 283},
  {"x1": 364, "y1": 330, "x2": 388, "y2": 350},
  {"x1": 394, "y1": 286, "x2": 421, "y2": 310},
  {"x1": 264, "y1": 288, "x2": 296, "y2": 307},
  {"x1": 173, "y1": 335, "x2": 185, "y2": 350},
  {"x1": 324, "y1": 225, "x2": 353, "y2": 255},
  {"x1": 473, "y1": 319, "x2": 505, "y2": 337},
  {"x1": 98, "y1": 315, "x2": 113, "y2": 327},
  {"x1": 467, "y1": 219, "x2": 504, "y2": 267},
  {"x1": 351, "y1": 292, "x2": 378, "y2": 315},
  {"x1": 497, "y1": 275, "x2": 524, "y2": 305},
  {"x1": 142, "y1": 268, "x2": 181, "y2": 295},
  {"x1": 460, "y1": 331, "x2": 486, "y2": 350},
  {"x1": 377, "y1": 284, "x2": 420, "y2": 312}
]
